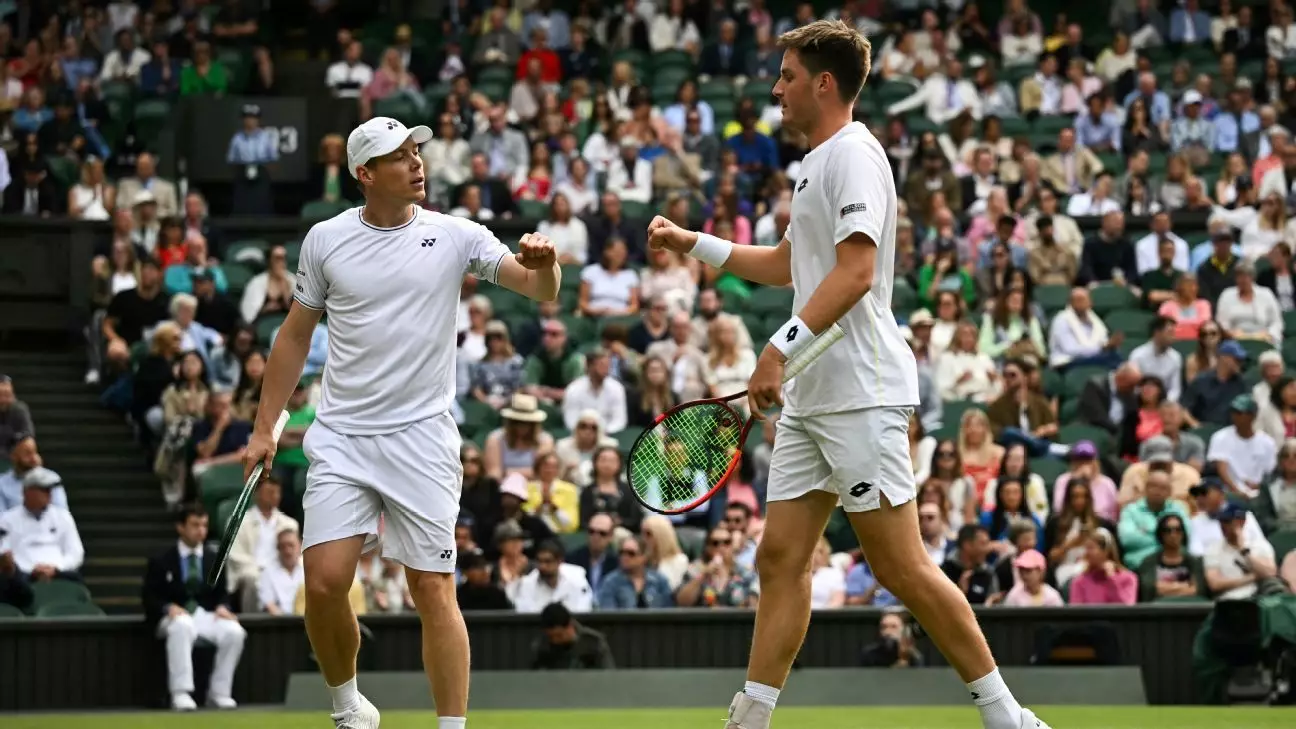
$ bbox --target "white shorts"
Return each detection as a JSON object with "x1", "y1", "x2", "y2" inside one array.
[
  {"x1": 766, "y1": 406, "x2": 917, "y2": 512},
  {"x1": 301, "y1": 412, "x2": 462, "y2": 573}
]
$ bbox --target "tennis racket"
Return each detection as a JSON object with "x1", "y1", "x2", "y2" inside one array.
[
  {"x1": 207, "y1": 410, "x2": 291, "y2": 587},
  {"x1": 627, "y1": 322, "x2": 846, "y2": 515}
]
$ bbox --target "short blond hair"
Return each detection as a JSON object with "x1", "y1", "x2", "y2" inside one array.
[{"x1": 777, "y1": 20, "x2": 872, "y2": 104}]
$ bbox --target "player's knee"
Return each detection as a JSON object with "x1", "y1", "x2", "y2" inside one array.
[
  {"x1": 406, "y1": 569, "x2": 457, "y2": 613},
  {"x1": 303, "y1": 565, "x2": 354, "y2": 604},
  {"x1": 754, "y1": 539, "x2": 811, "y2": 581},
  {"x1": 869, "y1": 553, "x2": 929, "y2": 598}
]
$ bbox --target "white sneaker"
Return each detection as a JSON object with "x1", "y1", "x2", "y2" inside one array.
[
  {"x1": 171, "y1": 693, "x2": 198, "y2": 711},
  {"x1": 206, "y1": 695, "x2": 238, "y2": 710},
  {"x1": 332, "y1": 694, "x2": 381, "y2": 729},
  {"x1": 1020, "y1": 708, "x2": 1051, "y2": 729},
  {"x1": 84, "y1": 369, "x2": 100, "y2": 386},
  {"x1": 724, "y1": 691, "x2": 772, "y2": 729}
]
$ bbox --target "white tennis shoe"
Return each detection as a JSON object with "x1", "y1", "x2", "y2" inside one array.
[
  {"x1": 724, "y1": 691, "x2": 772, "y2": 729},
  {"x1": 332, "y1": 694, "x2": 381, "y2": 729},
  {"x1": 1019, "y1": 708, "x2": 1051, "y2": 729}
]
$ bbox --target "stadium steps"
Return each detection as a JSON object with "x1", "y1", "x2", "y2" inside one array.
[{"x1": 0, "y1": 349, "x2": 171, "y2": 615}]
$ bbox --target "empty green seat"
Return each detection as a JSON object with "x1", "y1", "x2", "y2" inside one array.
[
  {"x1": 222, "y1": 263, "x2": 255, "y2": 297},
  {"x1": 255, "y1": 312, "x2": 287, "y2": 345},
  {"x1": 653, "y1": 66, "x2": 692, "y2": 91},
  {"x1": 37, "y1": 601, "x2": 106, "y2": 618},
  {"x1": 559, "y1": 531, "x2": 589, "y2": 554},
  {"x1": 0, "y1": 603, "x2": 24, "y2": 618},
  {"x1": 620, "y1": 200, "x2": 653, "y2": 220},
  {"x1": 747, "y1": 286, "x2": 794, "y2": 316},
  {"x1": 655, "y1": 50, "x2": 694, "y2": 71},
  {"x1": 1062, "y1": 365, "x2": 1108, "y2": 400},
  {"x1": 1105, "y1": 309, "x2": 1155, "y2": 337},
  {"x1": 1090, "y1": 284, "x2": 1137, "y2": 316},
  {"x1": 197, "y1": 462, "x2": 246, "y2": 517},
  {"x1": 1030, "y1": 457, "x2": 1069, "y2": 487},
  {"x1": 1057, "y1": 423, "x2": 1113, "y2": 454},
  {"x1": 301, "y1": 199, "x2": 350, "y2": 221},
  {"x1": 615, "y1": 427, "x2": 645, "y2": 452},
  {"x1": 30, "y1": 581, "x2": 92, "y2": 613},
  {"x1": 516, "y1": 199, "x2": 550, "y2": 219},
  {"x1": 942, "y1": 400, "x2": 985, "y2": 429},
  {"x1": 475, "y1": 64, "x2": 513, "y2": 85},
  {"x1": 1034, "y1": 285, "x2": 1070, "y2": 315},
  {"x1": 1189, "y1": 423, "x2": 1224, "y2": 442},
  {"x1": 742, "y1": 79, "x2": 775, "y2": 101},
  {"x1": 461, "y1": 399, "x2": 502, "y2": 435},
  {"x1": 373, "y1": 95, "x2": 422, "y2": 125}
]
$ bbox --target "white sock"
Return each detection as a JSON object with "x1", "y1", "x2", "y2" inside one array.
[
  {"x1": 743, "y1": 681, "x2": 781, "y2": 709},
  {"x1": 438, "y1": 718, "x2": 467, "y2": 729},
  {"x1": 967, "y1": 669, "x2": 1023, "y2": 729},
  {"x1": 327, "y1": 676, "x2": 361, "y2": 714}
]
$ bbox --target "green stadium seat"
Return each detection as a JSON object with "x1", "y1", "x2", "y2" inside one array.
[
  {"x1": 1032, "y1": 115, "x2": 1072, "y2": 137},
  {"x1": 747, "y1": 286, "x2": 795, "y2": 316},
  {"x1": 133, "y1": 98, "x2": 173, "y2": 139},
  {"x1": 615, "y1": 427, "x2": 645, "y2": 452},
  {"x1": 928, "y1": 424, "x2": 960, "y2": 442},
  {"x1": 612, "y1": 49, "x2": 648, "y2": 68},
  {"x1": 1118, "y1": 336, "x2": 1148, "y2": 360},
  {"x1": 1189, "y1": 423, "x2": 1223, "y2": 442},
  {"x1": 222, "y1": 263, "x2": 255, "y2": 297},
  {"x1": 255, "y1": 312, "x2": 287, "y2": 345},
  {"x1": 893, "y1": 280, "x2": 918, "y2": 316},
  {"x1": 0, "y1": 603, "x2": 24, "y2": 618},
  {"x1": 942, "y1": 400, "x2": 985, "y2": 429},
  {"x1": 1057, "y1": 423, "x2": 1114, "y2": 454},
  {"x1": 699, "y1": 79, "x2": 734, "y2": 102},
  {"x1": 1090, "y1": 284, "x2": 1137, "y2": 316},
  {"x1": 653, "y1": 66, "x2": 692, "y2": 91},
  {"x1": 29, "y1": 581, "x2": 92, "y2": 613},
  {"x1": 1283, "y1": 339, "x2": 1296, "y2": 368},
  {"x1": 560, "y1": 531, "x2": 589, "y2": 554},
  {"x1": 293, "y1": 467, "x2": 308, "y2": 495},
  {"x1": 216, "y1": 497, "x2": 237, "y2": 534},
  {"x1": 709, "y1": 97, "x2": 736, "y2": 121},
  {"x1": 1041, "y1": 367, "x2": 1064, "y2": 399},
  {"x1": 1105, "y1": 309, "x2": 1155, "y2": 337},
  {"x1": 424, "y1": 83, "x2": 452, "y2": 109},
  {"x1": 1237, "y1": 339, "x2": 1275, "y2": 364},
  {"x1": 475, "y1": 81, "x2": 510, "y2": 103},
  {"x1": 560, "y1": 314, "x2": 596, "y2": 343},
  {"x1": 598, "y1": 314, "x2": 641, "y2": 336},
  {"x1": 1059, "y1": 399, "x2": 1079, "y2": 423},
  {"x1": 301, "y1": 199, "x2": 351, "y2": 221},
  {"x1": 654, "y1": 50, "x2": 694, "y2": 71},
  {"x1": 461, "y1": 398, "x2": 502, "y2": 435},
  {"x1": 538, "y1": 401, "x2": 563, "y2": 426},
  {"x1": 1030, "y1": 457, "x2": 1069, "y2": 487},
  {"x1": 1062, "y1": 365, "x2": 1108, "y2": 400},
  {"x1": 651, "y1": 83, "x2": 679, "y2": 107},
  {"x1": 1173, "y1": 339, "x2": 1198, "y2": 359},
  {"x1": 1269, "y1": 529, "x2": 1296, "y2": 564},
  {"x1": 373, "y1": 95, "x2": 423, "y2": 125},
  {"x1": 1034, "y1": 285, "x2": 1070, "y2": 315},
  {"x1": 45, "y1": 155, "x2": 79, "y2": 189},
  {"x1": 742, "y1": 79, "x2": 775, "y2": 102},
  {"x1": 620, "y1": 201, "x2": 653, "y2": 220},
  {"x1": 37, "y1": 601, "x2": 106, "y2": 618},
  {"x1": 197, "y1": 462, "x2": 246, "y2": 518},
  {"x1": 475, "y1": 64, "x2": 514, "y2": 86},
  {"x1": 516, "y1": 199, "x2": 550, "y2": 219}
]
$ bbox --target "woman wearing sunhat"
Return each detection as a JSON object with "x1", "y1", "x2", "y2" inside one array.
[{"x1": 483, "y1": 393, "x2": 553, "y2": 480}]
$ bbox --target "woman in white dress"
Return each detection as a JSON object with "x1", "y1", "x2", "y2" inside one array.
[
  {"x1": 936, "y1": 320, "x2": 1000, "y2": 402},
  {"x1": 67, "y1": 156, "x2": 114, "y2": 220}
]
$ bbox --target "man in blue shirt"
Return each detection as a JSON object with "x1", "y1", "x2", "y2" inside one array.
[
  {"x1": 226, "y1": 104, "x2": 279, "y2": 215},
  {"x1": 0, "y1": 436, "x2": 68, "y2": 512},
  {"x1": 1124, "y1": 72, "x2": 1172, "y2": 129},
  {"x1": 1213, "y1": 87, "x2": 1261, "y2": 154},
  {"x1": 191, "y1": 390, "x2": 252, "y2": 471},
  {"x1": 1074, "y1": 94, "x2": 1121, "y2": 153},
  {"x1": 726, "y1": 112, "x2": 779, "y2": 178}
]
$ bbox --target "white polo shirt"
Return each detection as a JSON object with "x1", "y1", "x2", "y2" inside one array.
[
  {"x1": 0, "y1": 505, "x2": 85, "y2": 573},
  {"x1": 1207, "y1": 427, "x2": 1277, "y2": 496},
  {"x1": 783, "y1": 121, "x2": 919, "y2": 417},
  {"x1": 507, "y1": 563, "x2": 593, "y2": 614},
  {"x1": 295, "y1": 207, "x2": 512, "y2": 435},
  {"x1": 1205, "y1": 536, "x2": 1275, "y2": 600},
  {"x1": 257, "y1": 559, "x2": 305, "y2": 613}
]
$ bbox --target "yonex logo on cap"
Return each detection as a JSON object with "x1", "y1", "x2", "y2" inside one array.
[{"x1": 386, "y1": 121, "x2": 398, "y2": 130}]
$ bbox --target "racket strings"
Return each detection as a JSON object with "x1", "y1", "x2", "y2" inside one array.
[{"x1": 628, "y1": 403, "x2": 744, "y2": 512}]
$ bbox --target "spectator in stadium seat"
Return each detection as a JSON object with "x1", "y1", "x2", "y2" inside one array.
[
  {"x1": 1078, "y1": 362, "x2": 1140, "y2": 436},
  {"x1": 1205, "y1": 502, "x2": 1281, "y2": 600},
  {"x1": 474, "y1": 7, "x2": 523, "y2": 67},
  {"x1": 36, "y1": 93, "x2": 87, "y2": 158},
  {"x1": 470, "y1": 106, "x2": 530, "y2": 181},
  {"x1": 487, "y1": 394, "x2": 556, "y2": 480},
  {"x1": 940, "y1": 524, "x2": 1000, "y2": 605},
  {"x1": 532, "y1": 602, "x2": 615, "y2": 669},
  {"x1": 0, "y1": 467, "x2": 84, "y2": 582},
  {"x1": 597, "y1": 534, "x2": 674, "y2": 609},
  {"x1": 934, "y1": 321, "x2": 998, "y2": 403},
  {"x1": 556, "y1": 411, "x2": 616, "y2": 486},
  {"x1": 142, "y1": 505, "x2": 245, "y2": 711},
  {"x1": 1217, "y1": 262, "x2": 1284, "y2": 344},
  {"x1": 987, "y1": 357, "x2": 1057, "y2": 456},
  {"x1": 1027, "y1": 216, "x2": 1078, "y2": 286},
  {"x1": 1052, "y1": 441, "x2": 1120, "y2": 521},
  {"x1": 256, "y1": 527, "x2": 304, "y2": 614},
  {"x1": 1207, "y1": 394, "x2": 1277, "y2": 499},
  {"x1": 726, "y1": 111, "x2": 779, "y2": 180},
  {"x1": 0, "y1": 544, "x2": 34, "y2": 611},
  {"x1": 457, "y1": 549, "x2": 513, "y2": 611},
  {"x1": 578, "y1": 238, "x2": 640, "y2": 320},
  {"x1": 1254, "y1": 439, "x2": 1296, "y2": 533},
  {"x1": 191, "y1": 269, "x2": 240, "y2": 338},
  {"x1": 562, "y1": 350, "x2": 628, "y2": 435},
  {"x1": 1188, "y1": 478, "x2": 1264, "y2": 557},
  {"x1": 510, "y1": 539, "x2": 592, "y2": 613},
  {"x1": 641, "y1": 515, "x2": 690, "y2": 590},
  {"x1": 1002, "y1": 549, "x2": 1065, "y2": 606},
  {"x1": 1077, "y1": 210, "x2": 1136, "y2": 286},
  {"x1": 0, "y1": 435, "x2": 66, "y2": 512},
  {"x1": 455, "y1": 154, "x2": 516, "y2": 219},
  {"x1": 522, "y1": 320, "x2": 584, "y2": 406},
  {"x1": 1183, "y1": 339, "x2": 1249, "y2": 427},
  {"x1": 0, "y1": 377, "x2": 34, "y2": 457},
  {"x1": 117, "y1": 152, "x2": 178, "y2": 218},
  {"x1": 1, "y1": 159, "x2": 59, "y2": 217},
  {"x1": 98, "y1": 28, "x2": 149, "y2": 84},
  {"x1": 1119, "y1": 466, "x2": 1193, "y2": 568},
  {"x1": 1135, "y1": 513, "x2": 1205, "y2": 601},
  {"x1": 1047, "y1": 288, "x2": 1124, "y2": 370},
  {"x1": 696, "y1": 19, "x2": 742, "y2": 77},
  {"x1": 978, "y1": 287, "x2": 1046, "y2": 362},
  {"x1": 568, "y1": 513, "x2": 619, "y2": 593},
  {"x1": 139, "y1": 39, "x2": 181, "y2": 99},
  {"x1": 646, "y1": 311, "x2": 708, "y2": 402},
  {"x1": 677, "y1": 526, "x2": 759, "y2": 608},
  {"x1": 191, "y1": 389, "x2": 251, "y2": 475},
  {"x1": 702, "y1": 316, "x2": 756, "y2": 411},
  {"x1": 1122, "y1": 433, "x2": 1201, "y2": 508},
  {"x1": 421, "y1": 115, "x2": 470, "y2": 207},
  {"x1": 238, "y1": 245, "x2": 292, "y2": 326},
  {"x1": 228, "y1": 475, "x2": 299, "y2": 612},
  {"x1": 628, "y1": 295, "x2": 671, "y2": 354},
  {"x1": 525, "y1": 452, "x2": 581, "y2": 535},
  {"x1": 1169, "y1": 0, "x2": 1211, "y2": 46},
  {"x1": 68, "y1": 156, "x2": 115, "y2": 222},
  {"x1": 1041, "y1": 127, "x2": 1102, "y2": 195},
  {"x1": 324, "y1": 39, "x2": 372, "y2": 100},
  {"x1": 1069, "y1": 528, "x2": 1138, "y2": 605}
]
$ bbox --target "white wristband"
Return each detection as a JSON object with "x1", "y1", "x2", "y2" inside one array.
[
  {"x1": 689, "y1": 232, "x2": 732, "y2": 268},
  {"x1": 770, "y1": 316, "x2": 814, "y2": 360}
]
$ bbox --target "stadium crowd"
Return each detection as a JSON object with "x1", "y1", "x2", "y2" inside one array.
[{"x1": 5, "y1": 0, "x2": 1296, "y2": 693}]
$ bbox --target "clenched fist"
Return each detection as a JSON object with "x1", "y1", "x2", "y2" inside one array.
[
  {"x1": 515, "y1": 232, "x2": 556, "y2": 270},
  {"x1": 647, "y1": 215, "x2": 698, "y2": 254}
]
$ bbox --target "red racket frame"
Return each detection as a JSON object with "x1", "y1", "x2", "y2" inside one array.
[{"x1": 626, "y1": 389, "x2": 758, "y2": 515}]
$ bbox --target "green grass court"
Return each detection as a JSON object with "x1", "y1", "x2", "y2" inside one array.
[{"x1": 8, "y1": 707, "x2": 1296, "y2": 729}]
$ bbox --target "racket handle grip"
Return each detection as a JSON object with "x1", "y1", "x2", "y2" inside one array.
[
  {"x1": 782, "y1": 322, "x2": 845, "y2": 382},
  {"x1": 270, "y1": 410, "x2": 291, "y2": 440}
]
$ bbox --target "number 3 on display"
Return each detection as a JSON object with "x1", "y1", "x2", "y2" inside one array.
[{"x1": 262, "y1": 126, "x2": 299, "y2": 155}]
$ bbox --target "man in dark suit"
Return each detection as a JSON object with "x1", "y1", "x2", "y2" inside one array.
[
  {"x1": 700, "y1": 18, "x2": 742, "y2": 77},
  {"x1": 566, "y1": 513, "x2": 618, "y2": 595},
  {"x1": 2, "y1": 160, "x2": 62, "y2": 217},
  {"x1": 1079, "y1": 362, "x2": 1141, "y2": 435},
  {"x1": 452, "y1": 153, "x2": 516, "y2": 218},
  {"x1": 142, "y1": 504, "x2": 247, "y2": 712},
  {"x1": 584, "y1": 192, "x2": 648, "y2": 264},
  {"x1": 1222, "y1": 7, "x2": 1264, "y2": 61}
]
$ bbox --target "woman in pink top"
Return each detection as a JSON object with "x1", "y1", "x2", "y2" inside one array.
[
  {"x1": 701, "y1": 198, "x2": 752, "y2": 246},
  {"x1": 1002, "y1": 550, "x2": 1065, "y2": 607},
  {"x1": 1050, "y1": 440, "x2": 1119, "y2": 522},
  {"x1": 963, "y1": 187, "x2": 1027, "y2": 251},
  {"x1": 1068, "y1": 528, "x2": 1138, "y2": 605},
  {"x1": 1157, "y1": 273, "x2": 1212, "y2": 341}
]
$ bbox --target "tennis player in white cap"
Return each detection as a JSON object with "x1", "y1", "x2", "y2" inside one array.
[{"x1": 243, "y1": 116, "x2": 559, "y2": 729}]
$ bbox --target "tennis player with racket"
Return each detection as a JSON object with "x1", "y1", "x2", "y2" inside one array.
[
  {"x1": 645, "y1": 21, "x2": 1050, "y2": 729},
  {"x1": 241, "y1": 117, "x2": 559, "y2": 729}
]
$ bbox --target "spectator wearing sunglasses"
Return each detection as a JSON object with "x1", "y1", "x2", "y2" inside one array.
[
  {"x1": 596, "y1": 535, "x2": 674, "y2": 609},
  {"x1": 567, "y1": 513, "x2": 619, "y2": 593},
  {"x1": 676, "y1": 526, "x2": 758, "y2": 608},
  {"x1": 1135, "y1": 514, "x2": 1205, "y2": 602}
]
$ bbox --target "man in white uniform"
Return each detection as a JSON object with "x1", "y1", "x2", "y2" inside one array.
[
  {"x1": 648, "y1": 20, "x2": 1050, "y2": 729},
  {"x1": 242, "y1": 117, "x2": 559, "y2": 729}
]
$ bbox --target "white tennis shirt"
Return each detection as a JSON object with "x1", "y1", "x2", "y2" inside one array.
[
  {"x1": 783, "y1": 121, "x2": 919, "y2": 417},
  {"x1": 295, "y1": 206, "x2": 512, "y2": 435}
]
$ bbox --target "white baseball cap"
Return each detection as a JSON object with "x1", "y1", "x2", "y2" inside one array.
[{"x1": 346, "y1": 116, "x2": 433, "y2": 180}]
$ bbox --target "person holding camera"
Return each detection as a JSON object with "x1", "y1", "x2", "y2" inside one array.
[{"x1": 860, "y1": 610, "x2": 925, "y2": 668}]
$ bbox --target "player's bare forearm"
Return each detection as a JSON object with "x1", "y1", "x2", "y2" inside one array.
[
  {"x1": 255, "y1": 302, "x2": 322, "y2": 434},
  {"x1": 794, "y1": 234, "x2": 876, "y2": 338},
  {"x1": 498, "y1": 256, "x2": 561, "y2": 301},
  {"x1": 720, "y1": 237, "x2": 792, "y2": 287}
]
